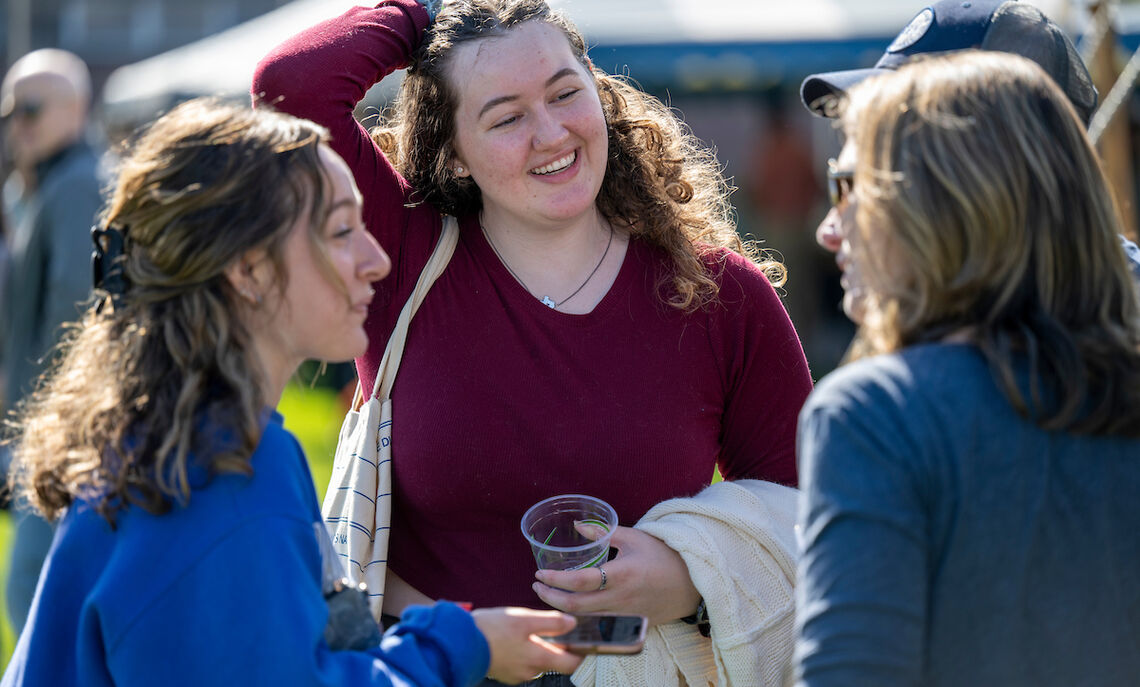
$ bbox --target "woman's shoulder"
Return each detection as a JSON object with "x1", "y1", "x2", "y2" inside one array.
[
  {"x1": 797, "y1": 347, "x2": 987, "y2": 482},
  {"x1": 156, "y1": 411, "x2": 313, "y2": 526},
  {"x1": 241, "y1": 414, "x2": 313, "y2": 508},
  {"x1": 698, "y1": 244, "x2": 767, "y2": 275},
  {"x1": 633, "y1": 240, "x2": 767, "y2": 281},
  {"x1": 693, "y1": 245, "x2": 782, "y2": 307},
  {"x1": 626, "y1": 239, "x2": 793, "y2": 335},
  {"x1": 807, "y1": 344, "x2": 989, "y2": 420}
]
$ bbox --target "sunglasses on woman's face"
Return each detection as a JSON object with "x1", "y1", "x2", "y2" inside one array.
[
  {"x1": 2, "y1": 100, "x2": 45, "y2": 123},
  {"x1": 827, "y1": 158, "x2": 854, "y2": 208}
]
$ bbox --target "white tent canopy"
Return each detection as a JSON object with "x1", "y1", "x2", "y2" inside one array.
[
  {"x1": 102, "y1": 0, "x2": 363, "y2": 126},
  {"x1": 102, "y1": 0, "x2": 1077, "y2": 126},
  {"x1": 567, "y1": 0, "x2": 1070, "y2": 43}
]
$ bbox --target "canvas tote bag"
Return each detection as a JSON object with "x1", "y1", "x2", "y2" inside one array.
[{"x1": 321, "y1": 216, "x2": 458, "y2": 621}]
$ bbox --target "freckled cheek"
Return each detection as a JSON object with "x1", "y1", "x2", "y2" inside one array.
[
  {"x1": 568, "y1": 100, "x2": 604, "y2": 129},
  {"x1": 578, "y1": 94, "x2": 608, "y2": 130},
  {"x1": 478, "y1": 146, "x2": 526, "y2": 182}
]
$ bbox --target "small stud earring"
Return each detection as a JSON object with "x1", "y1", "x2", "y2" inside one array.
[{"x1": 455, "y1": 165, "x2": 464, "y2": 176}]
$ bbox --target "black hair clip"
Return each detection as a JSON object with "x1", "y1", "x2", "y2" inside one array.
[{"x1": 92, "y1": 223, "x2": 130, "y2": 308}]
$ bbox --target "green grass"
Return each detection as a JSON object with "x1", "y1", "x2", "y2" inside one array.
[
  {"x1": 278, "y1": 380, "x2": 346, "y2": 502},
  {"x1": 0, "y1": 512, "x2": 14, "y2": 668}
]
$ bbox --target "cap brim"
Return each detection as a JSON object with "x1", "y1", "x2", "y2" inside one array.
[{"x1": 800, "y1": 67, "x2": 891, "y2": 117}]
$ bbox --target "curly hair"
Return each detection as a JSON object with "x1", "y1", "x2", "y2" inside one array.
[
  {"x1": 842, "y1": 51, "x2": 1140, "y2": 437},
  {"x1": 371, "y1": 0, "x2": 783, "y2": 310},
  {"x1": 7, "y1": 99, "x2": 335, "y2": 524}
]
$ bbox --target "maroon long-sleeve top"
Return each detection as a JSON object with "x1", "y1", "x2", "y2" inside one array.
[{"x1": 253, "y1": 0, "x2": 813, "y2": 608}]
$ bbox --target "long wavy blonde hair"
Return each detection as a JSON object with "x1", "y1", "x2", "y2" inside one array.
[
  {"x1": 371, "y1": 0, "x2": 783, "y2": 310},
  {"x1": 7, "y1": 99, "x2": 335, "y2": 524},
  {"x1": 843, "y1": 51, "x2": 1140, "y2": 436}
]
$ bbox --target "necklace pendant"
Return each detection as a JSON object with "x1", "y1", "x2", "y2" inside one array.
[{"x1": 541, "y1": 295, "x2": 557, "y2": 308}]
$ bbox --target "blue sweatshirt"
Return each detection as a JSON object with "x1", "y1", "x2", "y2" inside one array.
[{"x1": 2, "y1": 412, "x2": 490, "y2": 686}]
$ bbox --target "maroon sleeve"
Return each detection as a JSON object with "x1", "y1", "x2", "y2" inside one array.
[
  {"x1": 250, "y1": 0, "x2": 431, "y2": 255},
  {"x1": 711, "y1": 252, "x2": 814, "y2": 486}
]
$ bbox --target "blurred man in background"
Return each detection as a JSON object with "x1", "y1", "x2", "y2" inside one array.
[{"x1": 0, "y1": 48, "x2": 104, "y2": 635}]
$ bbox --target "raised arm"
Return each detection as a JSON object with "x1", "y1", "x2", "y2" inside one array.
[{"x1": 251, "y1": 0, "x2": 431, "y2": 234}]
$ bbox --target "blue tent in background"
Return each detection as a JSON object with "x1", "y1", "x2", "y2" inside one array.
[{"x1": 564, "y1": 0, "x2": 1068, "y2": 92}]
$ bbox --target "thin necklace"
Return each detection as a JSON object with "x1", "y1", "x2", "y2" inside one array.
[{"x1": 482, "y1": 222, "x2": 614, "y2": 309}]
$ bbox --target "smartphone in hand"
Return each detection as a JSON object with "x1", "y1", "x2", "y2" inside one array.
[{"x1": 549, "y1": 614, "x2": 648, "y2": 655}]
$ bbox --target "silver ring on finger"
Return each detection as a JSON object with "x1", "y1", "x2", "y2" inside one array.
[{"x1": 597, "y1": 566, "x2": 607, "y2": 591}]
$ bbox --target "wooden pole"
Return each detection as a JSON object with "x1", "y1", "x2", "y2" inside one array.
[{"x1": 1088, "y1": 1, "x2": 1139, "y2": 241}]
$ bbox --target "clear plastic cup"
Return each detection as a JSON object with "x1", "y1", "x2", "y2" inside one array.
[{"x1": 521, "y1": 494, "x2": 618, "y2": 571}]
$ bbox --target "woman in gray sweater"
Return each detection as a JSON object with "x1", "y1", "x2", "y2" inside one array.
[{"x1": 795, "y1": 50, "x2": 1140, "y2": 687}]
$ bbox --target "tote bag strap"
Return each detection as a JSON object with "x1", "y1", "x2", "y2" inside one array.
[{"x1": 368, "y1": 215, "x2": 458, "y2": 402}]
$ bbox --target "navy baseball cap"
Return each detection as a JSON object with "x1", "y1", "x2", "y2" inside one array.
[{"x1": 801, "y1": 0, "x2": 1098, "y2": 123}]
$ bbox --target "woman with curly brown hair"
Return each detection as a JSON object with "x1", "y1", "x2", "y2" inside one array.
[
  {"x1": 254, "y1": 0, "x2": 811, "y2": 672},
  {"x1": 1, "y1": 98, "x2": 583, "y2": 687}
]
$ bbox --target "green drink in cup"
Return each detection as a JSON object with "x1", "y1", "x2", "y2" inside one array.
[{"x1": 521, "y1": 494, "x2": 618, "y2": 571}]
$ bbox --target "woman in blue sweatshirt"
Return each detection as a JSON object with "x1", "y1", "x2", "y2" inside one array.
[{"x1": 1, "y1": 98, "x2": 580, "y2": 687}]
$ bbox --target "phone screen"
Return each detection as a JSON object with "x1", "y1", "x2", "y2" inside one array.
[{"x1": 549, "y1": 614, "x2": 647, "y2": 654}]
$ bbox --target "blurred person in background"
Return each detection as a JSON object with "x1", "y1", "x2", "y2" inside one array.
[
  {"x1": 1, "y1": 143, "x2": 34, "y2": 338},
  {"x1": 795, "y1": 50, "x2": 1140, "y2": 686},
  {"x1": 746, "y1": 96, "x2": 847, "y2": 371},
  {"x1": 0, "y1": 48, "x2": 105, "y2": 635},
  {"x1": 0, "y1": 157, "x2": 24, "y2": 388},
  {"x1": 800, "y1": 0, "x2": 1140, "y2": 327}
]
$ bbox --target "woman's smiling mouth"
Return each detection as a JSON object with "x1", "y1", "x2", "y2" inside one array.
[{"x1": 530, "y1": 151, "x2": 576, "y2": 176}]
